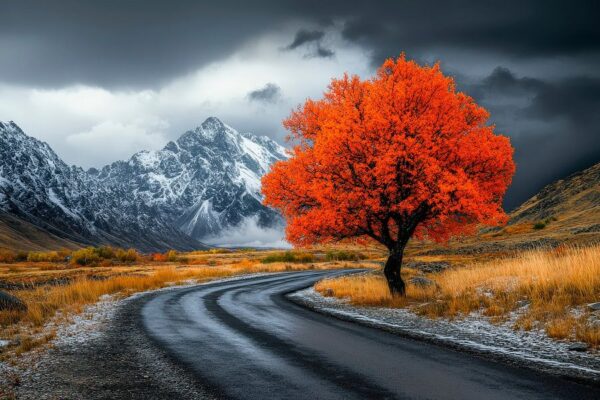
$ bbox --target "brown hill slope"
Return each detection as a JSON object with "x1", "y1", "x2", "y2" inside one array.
[
  {"x1": 475, "y1": 160, "x2": 600, "y2": 249},
  {"x1": 408, "y1": 161, "x2": 600, "y2": 259},
  {"x1": 0, "y1": 212, "x2": 81, "y2": 252},
  {"x1": 509, "y1": 161, "x2": 600, "y2": 234}
]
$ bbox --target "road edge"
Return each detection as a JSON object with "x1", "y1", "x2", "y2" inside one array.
[{"x1": 287, "y1": 283, "x2": 600, "y2": 387}]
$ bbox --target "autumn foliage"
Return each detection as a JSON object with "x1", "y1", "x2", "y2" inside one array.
[{"x1": 262, "y1": 56, "x2": 515, "y2": 294}]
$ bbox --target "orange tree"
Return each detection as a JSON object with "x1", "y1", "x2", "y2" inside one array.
[{"x1": 262, "y1": 56, "x2": 515, "y2": 295}]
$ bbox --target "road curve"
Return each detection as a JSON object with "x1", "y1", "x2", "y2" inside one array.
[{"x1": 142, "y1": 270, "x2": 600, "y2": 400}]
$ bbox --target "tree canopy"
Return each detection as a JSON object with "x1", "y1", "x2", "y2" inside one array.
[{"x1": 262, "y1": 56, "x2": 515, "y2": 293}]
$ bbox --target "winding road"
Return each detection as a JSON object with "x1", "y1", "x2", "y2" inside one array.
[{"x1": 142, "y1": 270, "x2": 600, "y2": 399}]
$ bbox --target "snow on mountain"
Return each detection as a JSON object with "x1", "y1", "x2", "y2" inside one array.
[
  {"x1": 96, "y1": 117, "x2": 288, "y2": 242},
  {"x1": 0, "y1": 118, "x2": 287, "y2": 251},
  {"x1": 0, "y1": 121, "x2": 204, "y2": 251}
]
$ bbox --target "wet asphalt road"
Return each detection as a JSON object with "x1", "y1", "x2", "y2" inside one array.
[{"x1": 142, "y1": 270, "x2": 600, "y2": 400}]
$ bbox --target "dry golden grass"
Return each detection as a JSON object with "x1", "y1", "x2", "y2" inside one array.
[
  {"x1": 315, "y1": 271, "x2": 428, "y2": 308},
  {"x1": 316, "y1": 245, "x2": 600, "y2": 347},
  {"x1": 0, "y1": 249, "x2": 378, "y2": 358}
]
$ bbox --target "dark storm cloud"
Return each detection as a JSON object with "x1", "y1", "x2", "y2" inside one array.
[
  {"x1": 284, "y1": 29, "x2": 335, "y2": 58},
  {"x1": 462, "y1": 68, "x2": 600, "y2": 209},
  {"x1": 0, "y1": 0, "x2": 301, "y2": 88},
  {"x1": 526, "y1": 77, "x2": 600, "y2": 122},
  {"x1": 314, "y1": 46, "x2": 335, "y2": 58},
  {"x1": 471, "y1": 67, "x2": 544, "y2": 99},
  {"x1": 339, "y1": 1, "x2": 600, "y2": 67},
  {"x1": 2, "y1": 0, "x2": 599, "y2": 208},
  {"x1": 285, "y1": 30, "x2": 325, "y2": 50},
  {"x1": 2, "y1": 0, "x2": 598, "y2": 88},
  {"x1": 247, "y1": 83, "x2": 282, "y2": 103}
]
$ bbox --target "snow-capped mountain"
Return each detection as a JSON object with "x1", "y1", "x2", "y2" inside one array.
[
  {"x1": 0, "y1": 121, "x2": 203, "y2": 251},
  {"x1": 0, "y1": 118, "x2": 287, "y2": 251},
  {"x1": 95, "y1": 117, "x2": 288, "y2": 241}
]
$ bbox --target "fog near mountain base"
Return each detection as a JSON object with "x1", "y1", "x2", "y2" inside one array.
[{"x1": 202, "y1": 216, "x2": 291, "y2": 249}]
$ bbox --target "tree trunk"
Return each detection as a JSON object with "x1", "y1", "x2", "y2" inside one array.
[{"x1": 384, "y1": 248, "x2": 405, "y2": 296}]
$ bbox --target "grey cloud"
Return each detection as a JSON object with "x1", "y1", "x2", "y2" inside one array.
[
  {"x1": 526, "y1": 77, "x2": 600, "y2": 122},
  {"x1": 285, "y1": 30, "x2": 325, "y2": 50},
  {"x1": 339, "y1": 1, "x2": 600, "y2": 67},
  {"x1": 314, "y1": 46, "x2": 335, "y2": 58},
  {"x1": 284, "y1": 29, "x2": 335, "y2": 58},
  {"x1": 477, "y1": 67, "x2": 544, "y2": 98},
  {"x1": 247, "y1": 83, "x2": 282, "y2": 103},
  {"x1": 2, "y1": 1, "x2": 598, "y2": 88},
  {"x1": 460, "y1": 68, "x2": 600, "y2": 209},
  {"x1": 0, "y1": 0, "x2": 297, "y2": 89}
]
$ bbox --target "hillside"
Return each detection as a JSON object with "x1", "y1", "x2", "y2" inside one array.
[
  {"x1": 0, "y1": 212, "x2": 81, "y2": 252},
  {"x1": 409, "y1": 161, "x2": 600, "y2": 258},
  {"x1": 509, "y1": 161, "x2": 600, "y2": 234}
]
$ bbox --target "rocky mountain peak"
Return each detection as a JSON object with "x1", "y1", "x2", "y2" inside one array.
[
  {"x1": 200, "y1": 116, "x2": 227, "y2": 132},
  {"x1": 177, "y1": 117, "x2": 233, "y2": 151},
  {"x1": 0, "y1": 121, "x2": 19, "y2": 133},
  {"x1": 97, "y1": 118, "x2": 288, "y2": 241}
]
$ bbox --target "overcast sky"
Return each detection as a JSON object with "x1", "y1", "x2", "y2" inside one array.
[{"x1": 0, "y1": 0, "x2": 599, "y2": 209}]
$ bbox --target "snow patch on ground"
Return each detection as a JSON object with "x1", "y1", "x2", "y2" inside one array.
[
  {"x1": 50, "y1": 294, "x2": 119, "y2": 347},
  {"x1": 288, "y1": 287, "x2": 600, "y2": 382}
]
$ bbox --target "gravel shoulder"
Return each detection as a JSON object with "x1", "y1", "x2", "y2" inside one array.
[
  {"x1": 1, "y1": 274, "x2": 270, "y2": 399},
  {"x1": 288, "y1": 286, "x2": 600, "y2": 384}
]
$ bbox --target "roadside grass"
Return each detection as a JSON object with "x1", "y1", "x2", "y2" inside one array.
[
  {"x1": 315, "y1": 245, "x2": 600, "y2": 347},
  {"x1": 260, "y1": 249, "x2": 368, "y2": 264},
  {"x1": 325, "y1": 250, "x2": 367, "y2": 262},
  {"x1": 315, "y1": 272, "x2": 420, "y2": 308},
  {"x1": 261, "y1": 251, "x2": 315, "y2": 264},
  {"x1": 0, "y1": 250, "x2": 379, "y2": 358}
]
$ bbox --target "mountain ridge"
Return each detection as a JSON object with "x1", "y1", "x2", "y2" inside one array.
[{"x1": 0, "y1": 118, "x2": 287, "y2": 251}]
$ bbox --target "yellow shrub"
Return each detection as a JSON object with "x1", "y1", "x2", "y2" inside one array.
[
  {"x1": 27, "y1": 251, "x2": 64, "y2": 263},
  {"x1": 70, "y1": 247, "x2": 100, "y2": 265},
  {"x1": 115, "y1": 248, "x2": 139, "y2": 263}
]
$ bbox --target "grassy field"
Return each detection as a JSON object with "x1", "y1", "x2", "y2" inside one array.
[
  {"x1": 0, "y1": 247, "x2": 382, "y2": 359},
  {"x1": 315, "y1": 244, "x2": 600, "y2": 347}
]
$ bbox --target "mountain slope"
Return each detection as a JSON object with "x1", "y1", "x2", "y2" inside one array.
[
  {"x1": 0, "y1": 212, "x2": 81, "y2": 252},
  {"x1": 409, "y1": 160, "x2": 600, "y2": 257},
  {"x1": 509, "y1": 161, "x2": 600, "y2": 232},
  {"x1": 0, "y1": 121, "x2": 204, "y2": 252}
]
